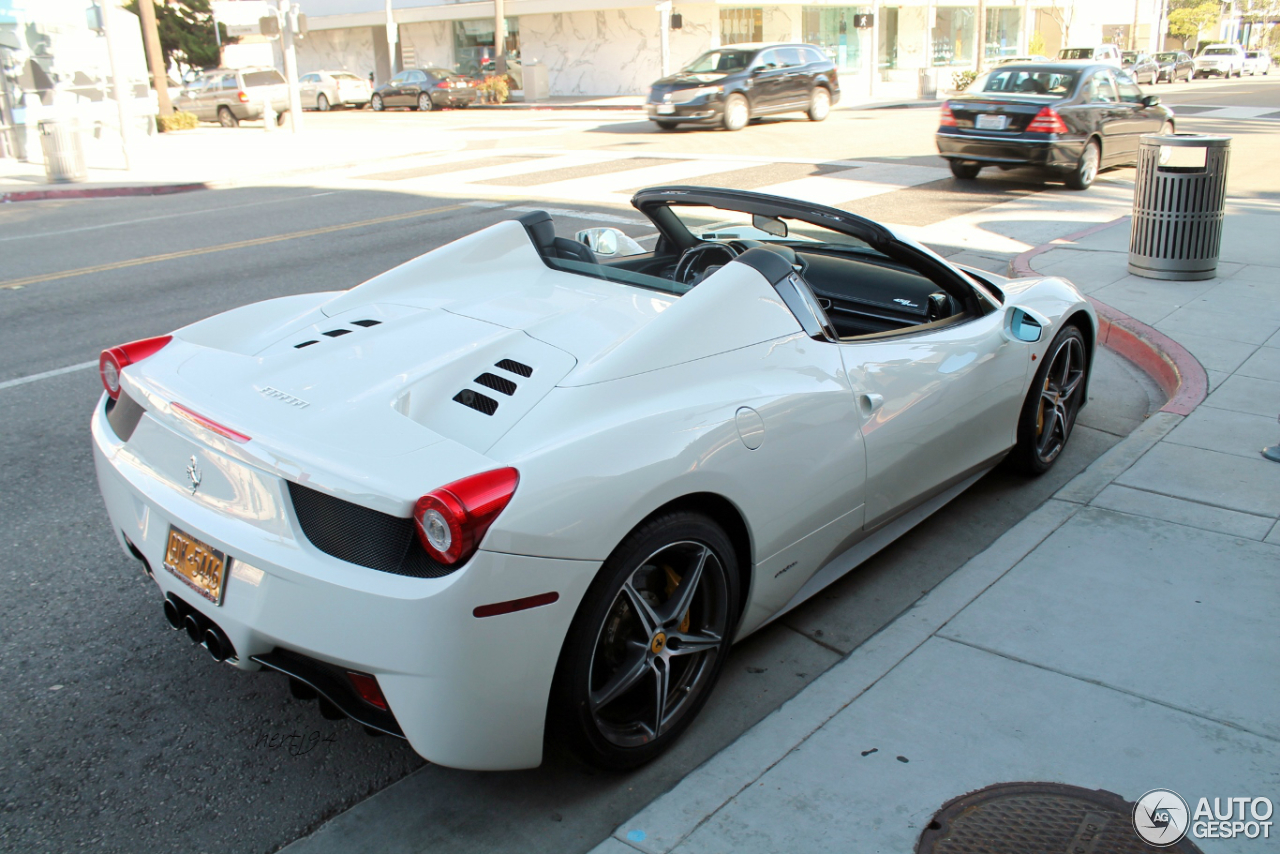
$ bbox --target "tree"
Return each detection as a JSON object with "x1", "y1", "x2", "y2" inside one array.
[
  {"x1": 1044, "y1": 0, "x2": 1077, "y2": 50},
  {"x1": 123, "y1": 0, "x2": 237, "y2": 76},
  {"x1": 1167, "y1": 2, "x2": 1221, "y2": 49}
]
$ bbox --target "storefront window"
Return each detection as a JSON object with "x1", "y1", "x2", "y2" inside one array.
[
  {"x1": 985, "y1": 8, "x2": 1023, "y2": 59},
  {"x1": 802, "y1": 8, "x2": 871, "y2": 72},
  {"x1": 452, "y1": 18, "x2": 520, "y2": 78},
  {"x1": 879, "y1": 7, "x2": 899, "y2": 71},
  {"x1": 720, "y1": 8, "x2": 763, "y2": 45},
  {"x1": 933, "y1": 7, "x2": 976, "y2": 67}
]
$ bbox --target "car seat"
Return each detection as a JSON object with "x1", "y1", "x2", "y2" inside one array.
[{"x1": 515, "y1": 210, "x2": 599, "y2": 265}]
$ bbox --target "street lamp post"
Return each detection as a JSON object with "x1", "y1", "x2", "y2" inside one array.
[{"x1": 99, "y1": 1, "x2": 133, "y2": 170}]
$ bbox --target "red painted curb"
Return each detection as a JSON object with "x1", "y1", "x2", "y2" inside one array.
[
  {"x1": 1, "y1": 182, "x2": 210, "y2": 204},
  {"x1": 1009, "y1": 217, "x2": 1208, "y2": 417}
]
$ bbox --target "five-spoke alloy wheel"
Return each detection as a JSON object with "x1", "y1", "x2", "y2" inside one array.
[
  {"x1": 1013, "y1": 325, "x2": 1088, "y2": 474},
  {"x1": 552, "y1": 512, "x2": 738, "y2": 770}
]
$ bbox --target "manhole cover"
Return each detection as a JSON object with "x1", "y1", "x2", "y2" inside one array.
[{"x1": 917, "y1": 782, "x2": 1206, "y2": 853}]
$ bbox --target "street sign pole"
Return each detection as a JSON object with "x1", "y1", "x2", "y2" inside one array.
[
  {"x1": 279, "y1": 2, "x2": 304, "y2": 132},
  {"x1": 100, "y1": 1, "x2": 133, "y2": 170},
  {"x1": 657, "y1": 1, "x2": 671, "y2": 77}
]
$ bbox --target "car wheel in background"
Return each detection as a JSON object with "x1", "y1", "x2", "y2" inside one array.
[
  {"x1": 550, "y1": 512, "x2": 739, "y2": 771},
  {"x1": 1065, "y1": 140, "x2": 1099, "y2": 190},
  {"x1": 276, "y1": 110, "x2": 289, "y2": 127},
  {"x1": 1160, "y1": 121, "x2": 1174, "y2": 136},
  {"x1": 317, "y1": 94, "x2": 330, "y2": 111},
  {"x1": 1012, "y1": 324, "x2": 1088, "y2": 475},
  {"x1": 418, "y1": 93, "x2": 433, "y2": 112},
  {"x1": 371, "y1": 94, "x2": 384, "y2": 111},
  {"x1": 807, "y1": 87, "x2": 831, "y2": 121},
  {"x1": 949, "y1": 160, "x2": 981, "y2": 180},
  {"x1": 722, "y1": 94, "x2": 749, "y2": 131},
  {"x1": 654, "y1": 120, "x2": 679, "y2": 130},
  {"x1": 217, "y1": 106, "x2": 238, "y2": 128}
]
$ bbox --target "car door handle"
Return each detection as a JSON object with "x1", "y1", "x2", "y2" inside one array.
[{"x1": 858, "y1": 393, "x2": 884, "y2": 418}]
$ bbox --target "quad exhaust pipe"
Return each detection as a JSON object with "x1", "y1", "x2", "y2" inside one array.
[{"x1": 163, "y1": 593, "x2": 236, "y2": 662}]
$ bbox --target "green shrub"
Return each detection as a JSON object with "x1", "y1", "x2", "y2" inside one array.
[
  {"x1": 477, "y1": 75, "x2": 509, "y2": 104},
  {"x1": 952, "y1": 70, "x2": 978, "y2": 91},
  {"x1": 157, "y1": 111, "x2": 198, "y2": 132}
]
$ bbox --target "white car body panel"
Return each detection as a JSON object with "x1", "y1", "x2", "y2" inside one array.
[{"x1": 93, "y1": 196, "x2": 1096, "y2": 769}]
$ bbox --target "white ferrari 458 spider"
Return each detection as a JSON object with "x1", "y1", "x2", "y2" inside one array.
[{"x1": 93, "y1": 188, "x2": 1095, "y2": 771}]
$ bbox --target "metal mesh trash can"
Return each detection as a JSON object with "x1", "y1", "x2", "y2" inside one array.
[
  {"x1": 1128, "y1": 133, "x2": 1230, "y2": 281},
  {"x1": 38, "y1": 119, "x2": 88, "y2": 183}
]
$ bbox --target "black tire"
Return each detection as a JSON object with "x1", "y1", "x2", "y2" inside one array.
[
  {"x1": 1065, "y1": 140, "x2": 1100, "y2": 190},
  {"x1": 1011, "y1": 324, "x2": 1088, "y2": 475},
  {"x1": 654, "y1": 120, "x2": 679, "y2": 130},
  {"x1": 317, "y1": 94, "x2": 330, "y2": 112},
  {"x1": 217, "y1": 106, "x2": 238, "y2": 128},
  {"x1": 275, "y1": 109, "x2": 289, "y2": 127},
  {"x1": 417, "y1": 93, "x2": 433, "y2": 112},
  {"x1": 949, "y1": 160, "x2": 981, "y2": 180},
  {"x1": 371, "y1": 94, "x2": 384, "y2": 112},
  {"x1": 807, "y1": 86, "x2": 831, "y2": 121},
  {"x1": 550, "y1": 512, "x2": 740, "y2": 771},
  {"x1": 722, "y1": 93, "x2": 749, "y2": 131}
]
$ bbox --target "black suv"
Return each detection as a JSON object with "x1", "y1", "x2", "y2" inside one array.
[{"x1": 647, "y1": 43, "x2": 840, "y2": 131}]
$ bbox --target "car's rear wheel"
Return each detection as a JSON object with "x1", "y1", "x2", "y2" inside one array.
[
  {"x1": 417, "y1": 93, "x2": 433, "y2": 111},
  {"x1": 551, "y1": 512, "x2": 738, "y2": 771},
  {"x1": 1160, "y1": 121, "x2": 1174, "y2": 136},
  {"x1": 654, "y1": 120, "x2": 679, "y2": 130},
  {"x1": 371, "y1": 94, "x2": 384, "y2": 111},
  {"x1": 722, "y1": 94, "x2": 749, "y2": 131},
  {"x1": 1012, "y1": 324, "x2": 1088, "y2": 475},
  {"x1": 950, "y1": 160, "x2": 981, "y2": 180},
  {"x1": 807, "y1": 87, "x2": 831, "y2": 121},
  {"x1": 217, "y1": 106, "x2": 238, "y2": 128},
  {"x1": 317, "y1": 94, "x2": 330, "y2": 111},
  {"x1": 276, "y1": 109, "x2": 289, "y2": 127},
  {"x1": 1065, "y1": 140, "x2": 1099, "y2": 190}
]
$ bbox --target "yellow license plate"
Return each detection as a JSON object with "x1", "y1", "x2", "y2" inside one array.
[{"x1": 164, "y1": 526, "x2": 228, "y2": 605}]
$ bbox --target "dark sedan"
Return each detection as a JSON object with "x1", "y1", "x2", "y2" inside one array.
[
  {"x1": 936, "y1": 62, "x2": 1174, "y2": 190},
  {"x1": 1155, "y1": 51, "x2": 1195, "y2": 83},
  {"x1": 646, "y1": 43, "x2": 840, "y2": 131},
  {"x1": 371, "y1": 67, "x2": 476, "y2": 112},
  {"x1": 1121, "y1": 51, "x2": 1160, "y2": 85}
]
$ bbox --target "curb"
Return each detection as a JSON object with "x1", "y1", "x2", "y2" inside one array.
[
  {"x1": 471, "y1": 102, "x2": 645, "y2": 111},
  {"x1": 1008, "y1": 216, "x2": 1208, "y2": 417},
  {"x1": 1, "y1": 181, "x2": 212, "y2": 204}
]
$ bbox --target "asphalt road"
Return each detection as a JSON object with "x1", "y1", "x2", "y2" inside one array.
[{"x1": 1, "y1": 78, "x2": 1273, "y2": 854}]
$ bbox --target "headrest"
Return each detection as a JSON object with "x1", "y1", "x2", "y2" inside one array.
[{"x1": 515, "y1": 210, "x2": 556, "y2": 250}]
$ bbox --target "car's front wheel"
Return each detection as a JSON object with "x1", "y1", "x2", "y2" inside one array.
[
  {"x1": 550, "y1": 512, "x2": 739, "y2": 770},
  {"x1": 807, "y1": 86, "x2": 831, "y2": 121},
  {"x1": 722, "y1": 94, "x2": 749, "y2": 131},
  {"x1": 1065, "y1": 140, "x2": 1099, "y2": 190},
  {"x1": 418, "y1": 93, "x2": 433, "y2": 112},
  {"x1": 1012, "y1": 324, "x2": 1088, "y2": 475},
  {"x1": 371, "y1": 94, "x2": 384, "y2": 111},
  {"x1": 654, "y1": 120, "x2": 679, "y2": 130},
  {"x1": 950, "y1": 160, "x2": 981, "y2": 180},
  {"x1": 317, "y1": 94, "x2": 330, "y2": 111}
]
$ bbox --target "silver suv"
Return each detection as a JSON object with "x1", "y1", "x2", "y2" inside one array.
[
  {"x1": 176, "y1": 67, "x2": 290, "y2": 127},
  {"x1": 1194, "y1": 44, "x2": 1246, "y2": 78}
]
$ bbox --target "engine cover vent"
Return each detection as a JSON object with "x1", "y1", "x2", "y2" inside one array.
[
  {"x1": 495, "y1": 358, "x2": 533, "y2": 377},
  {"x1": 474, "y1": 372, "x2": 517, "y2": 396},
  {"x1": 350, "y1": 319, "x2": 382, "y2": 328},
  {"x1": 453, "y1": 389, "x2": 498, "y2": 415},
  {"x1": 322, "y1": 329, "x2": 351, "y2": 338}
]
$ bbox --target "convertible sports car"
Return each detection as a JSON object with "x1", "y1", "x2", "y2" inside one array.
[{"x1": 93, "y1": 188, "x2": 1095, "y2": 771}]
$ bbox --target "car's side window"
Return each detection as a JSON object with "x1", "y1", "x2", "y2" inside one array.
[
  {"x1": 755, "y1": 49, "x2": 780, "y2": 70},
  {"x1": 410, "y1": 71, "x2": 428, "y2": 84},
  {"x1": 805, "y1": 46, "x2": 826, "y2": 65},
  {"x1": 221, "y1": 74, "x2": 238, "y2": 91},
  {"x1": 1089, "y1": 71, "x2": 1118, "y2": 103},
  {"x1": 301, "y1": 74, "x2": 318, "y2": 83},
  {"x1": 1116, "y1": 74, "x2": 1143, "y2": 103},
  {"x1": 777, "y1": 47, "x2": 805, "y2": 68},
  {"x1": 389, "y1": 73, "x2": 407, "y2": 85}
]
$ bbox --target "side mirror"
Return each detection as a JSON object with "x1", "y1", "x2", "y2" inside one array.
[
  {"x1": 1141, "y1": 94, "x2": 1160, "y2": 107},
  {"x1": 1005, "y1": 307, "x2": 1046, "y2": 343},
  {"x1": 575, "y1": 227, "x2": 645, "y2": 257}
]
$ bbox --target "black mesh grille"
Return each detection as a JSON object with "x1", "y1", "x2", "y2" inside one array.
[
  {"x1": 105, "y1": 390, "x2": 146, "y2": 442},
  {"x1": 474, "y1": 372, "x2": 517, "y2": 396},
  {"x1": 286, "y1": 482, "x2": 456, "y2": 579},
  {"x1": 453, "y1": 389, "x2": 498, "y2": 415},
  {"x1": 495, "y1": 359, "x2": 533, "y2": 377}
]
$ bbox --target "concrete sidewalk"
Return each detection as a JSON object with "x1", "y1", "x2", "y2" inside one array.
[{"x1": 590, "y1": 202, "x2": 1280, "y2": 854}]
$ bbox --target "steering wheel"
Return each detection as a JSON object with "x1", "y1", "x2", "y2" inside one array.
[{"x1": 673, "y1": 242, "x2": 742, "y2": 286}]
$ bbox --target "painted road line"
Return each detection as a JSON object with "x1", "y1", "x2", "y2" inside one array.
[
  {"x1": 0, "y1": 360, "x2": 97, "y2": 392},
  {"x1": 0, "y1": 203, "x2": 467, "y2": 290}
]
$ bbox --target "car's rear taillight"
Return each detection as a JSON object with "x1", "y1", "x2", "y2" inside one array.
[
  {"x1": 939, "y1": 104, "x2": 957, "y2": 127},
  {"x1": 237, "y1": 89, "x2": 249, "y2": 103},
  {"x1": 435, "y1": 80, "x2": 449, "y2": 89},
  {"x1": 99, "y1": 335, "x2": 172, "y2": 399},
  {"x1": 1026, "y1": 106, "x2": 1068, "y2": 134},
  {"x1": 413, "y1": 468, "x2": 519, "y2": 566}
]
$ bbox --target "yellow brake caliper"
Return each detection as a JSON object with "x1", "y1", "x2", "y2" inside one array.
[{"x1": 663, "y1": 566, "x2": 692, "y2": 633}]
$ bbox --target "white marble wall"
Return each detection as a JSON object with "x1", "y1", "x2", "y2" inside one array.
[
  {"x1": 296, "y1": 27, "x2": 376, "y2": 76},
  {"x1": 400, "y1": 21, "x2": 454, "y2": 69}
]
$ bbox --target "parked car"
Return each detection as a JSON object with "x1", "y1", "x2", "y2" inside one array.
[
  {"x1": 371, "y1": 67, "x2": 477, "y2": 111},
  {"x1": 1243, "y1": 50, "x2": 1272, "y2": 76},
  {"x1": 174, "y1": 67, "x2": 289, "y2": 128},
  {"x1": 1194, "y1": 44, "x2": 1245, "y2": 78},
  {"x1": 91, "y1": 186, "x2": 1095, "y2": 771},
  {"x1": 937, "y1": 62, "x2": 1174, "y2": 190},
  {"x1": 1121, "y1": 51, "x2": 1160, "y2": 85},
  {"x1": 995, "y1": 54, "x2": 1047, "y2": 66},
  {"x1": 299, "y1": 70, "x2": 372, "y2": 111},
  {"x1": 1154, "y1": 51, "x2": 1195, "y2": 83},
  {"x1": 1057, "y1": 45, "x2": 1122, "y2": 66},
  {"x1": 647, "y1": 43, "x2": 840, "y2": 131}
]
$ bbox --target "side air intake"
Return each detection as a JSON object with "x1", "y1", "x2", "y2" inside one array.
[
  {"x1": 495, "y1": 359, "x2": 533, "y2": 377},
  {"x1": 453, "y1": 389, "x2": 498, "y2": 415}
]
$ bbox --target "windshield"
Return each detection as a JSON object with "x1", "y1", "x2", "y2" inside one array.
[
  {"x1": 682, "y1": 50, "x2": 753, "y2": 74},
  {"x1": 1156, "y1": 52, "x2": 1179, "y2": 62},
  {"x1": 668, "y1": 205, "x2": 886, "y2": 256},
  {"x1": 969, "y1": 68, "x2": 1077, "y2": 97},
  {"x1": 1202, "y1": 47, "x2": 1235, "y2": 55},
  {"x1": 1122, "y1": 52, "x2": 1138, "y2": 63},
  {"x1": 333, "y1": 73, "x2": 363, "y2": 81},
  {"x1": 1059, "y1": 48, "x2": 1094, "y2": 59}
]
